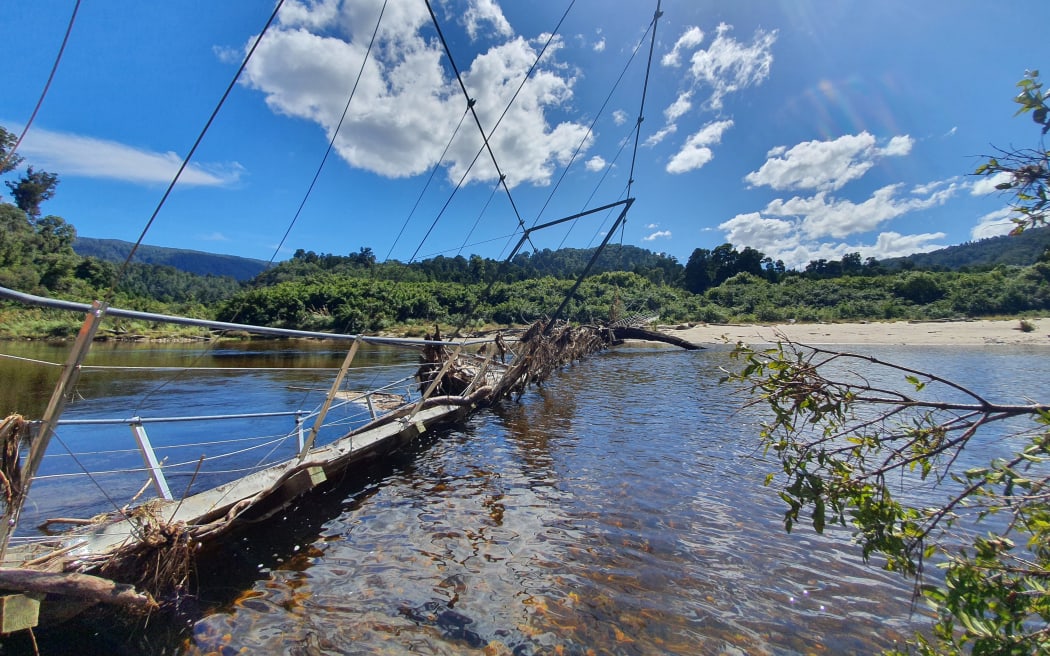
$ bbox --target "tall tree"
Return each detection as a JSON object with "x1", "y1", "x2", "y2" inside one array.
[
  {"x1": 0, "y1": 126, "x2": 23, "y2": 176},
  {"x1": 683, "y1": 247, "x2": 712, "y2": 293},
  {"x1": 6, "y1": 166, "x2": 60, "y2": 219}
]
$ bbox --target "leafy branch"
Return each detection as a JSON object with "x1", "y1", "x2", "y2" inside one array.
[
  {"x1": 975, "y1": 69, "x2": 1050, "y2": 234},
  {"x1": 724, "y1": 339, "x2": 1050, "y2": 655}
]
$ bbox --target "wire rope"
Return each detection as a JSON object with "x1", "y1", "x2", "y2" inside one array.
[
  {"x1": 267, "y1": 0, "x2": 390, "y2": 267},
  {"x1": 415, "y1": 0, "x2": 576, "y2": 263},
  {"x1": 0, "y1": 0, "x2": 81, "y2": 174},
  {"x1": 382, "y1": 104, "x2": 472, "y2": 263},
  {"x1": 530, "y1": 15, "x2": 656, "y2": 235},
  {"x1": 105, "y1": 0, "x2": 286, "y2": 304}
]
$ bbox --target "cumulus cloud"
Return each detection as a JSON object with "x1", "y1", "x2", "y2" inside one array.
[
  {"x1": 970, "y1": 171, "x2": 1013, "y2": 195},
  {"x1": 462, "y1": 0, "x2": 513, "y2": 40},
  {"x1": 745, "y1": 132, "x2": 914, "y2": 192},
  {"x1": 666, "y1": 119, "x2": 733, "y2": 174},
  {"x1": 644, "y1": 125, "x2": 677, "y2": 147},
  {"x1": 971, "y1": 207, "x2": 1016, "y2": 239},
  {"x1": 662, "y1": 26, "x2": 704, "y2": 67},
  {"x1": 585, "y1": 155, "x2": 606, "y2": 172},
  {"x1": 612, "y1": 109, "x2": 628, "y2": 125},
  {"x1": 15, "y1": 127, "x2": 241, "y2": 186},
  {"x1": 664, "y1": 92, "x2": 693, "y2": 122},
  {"x1": 240, "y1": 0, "x2": 589, "y2": 188},
  {"x1": 718, "y1": 182, "x2": 956, "y2": 268},
  {"x1": 764, "y1": 182, "x2": 957, "y2": 239},
  {"x1": 593, "y1": 37, "x2": 606, "y2": 52},
  {"x1": 665, "y1": 23, "x2": 777, "y2": 111},
  {"x1": 643, "y1": 230, "x2": 672, "y2": 241}
]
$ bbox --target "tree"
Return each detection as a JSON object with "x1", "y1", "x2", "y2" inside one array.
[
  {"x1": 683, "y1": 248, "x2": 712, "y2": 293},
  {"x1": 0, "y1": 126, "x2": 23, "y2": 176},
  {"x1": 975, "y1": 69, "x2": 1049, "y2": 234},
  {"x1": 726, "y1": 342, "x2": 1049, "y2": 655},
  {"x1": 5, "y1": 166, "x2": 59, "y2": 219}
]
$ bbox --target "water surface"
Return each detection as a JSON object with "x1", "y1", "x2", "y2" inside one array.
[{"x1": 1, "y1": 340, "x2": 1045, "y2": 654}]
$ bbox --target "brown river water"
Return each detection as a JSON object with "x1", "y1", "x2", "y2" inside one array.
[{"x1": 2, "y1": 340, "x2": 1043, "y2": 655}]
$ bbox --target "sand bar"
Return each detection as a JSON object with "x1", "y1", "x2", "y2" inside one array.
[{"x1": 667, "y1": 318, "x2": 1050, "y2": 347}]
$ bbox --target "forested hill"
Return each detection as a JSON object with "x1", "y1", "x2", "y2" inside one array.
[
  {"x1": 885, "y1": 226, "x2": 1050, "y2": 270},
  {"x1": 73, "y1": 237, "x2": 269, "y2": 281}
]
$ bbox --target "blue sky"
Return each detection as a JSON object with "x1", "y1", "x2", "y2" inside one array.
[{"x1": 3, "y1": 1, "x2": 1048, "y2": 269}]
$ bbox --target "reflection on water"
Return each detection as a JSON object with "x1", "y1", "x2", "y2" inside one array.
[{"x1": 4, "y1": 341, "x2": 1047, "y2": 654}]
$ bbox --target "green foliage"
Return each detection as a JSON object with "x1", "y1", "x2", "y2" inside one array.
[
  {"x1": 882, "y1": 227, "x2": 1050, "y2": 271},
  {"x1": 5, "y1": 166, "x2": 59, "y2": 218},
  {"x1": 726, "y1": 343, "x2": 1050, "y2": 655},
  {"x1": 0, "y1": 126, "x2": 22, "y2": 176},
  {"x1": 975, "y1": 70, "x2": 1050, "y2": 234}
]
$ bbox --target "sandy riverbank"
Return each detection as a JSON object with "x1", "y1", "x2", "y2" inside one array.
[{"x1": 665, "y1": 318, "x2": 1050, "y2": 347}]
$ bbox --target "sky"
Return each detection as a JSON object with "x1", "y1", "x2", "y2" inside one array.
[{"x1": 3, "y1": 0, "x2": 1049, "y2": 270}]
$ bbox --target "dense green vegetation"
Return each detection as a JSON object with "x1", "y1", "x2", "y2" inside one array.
[{"x1": 3, "y1": 190, "x2": 1050, "y2": 338}]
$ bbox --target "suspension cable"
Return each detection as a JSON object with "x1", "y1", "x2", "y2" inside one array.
[
  {"x1": 421, "y1": 0, "x2": 576, "y2": 259},
  {"x1": 105, "y1": 0, "x2": 287, "y2": 304},
  {"x1": 383, "y1": 104, "x2": 472, "y2": 264},
  {"x1": 269, "y1": 0, "x2": 389, "y2": 267},
  {"x1": 0, "y1": 0, "x2": 82, "y2": 174}
]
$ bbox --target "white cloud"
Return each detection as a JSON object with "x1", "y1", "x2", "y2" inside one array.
[
  {"x1": 666, "y1": 119, "x2": 733, "y2": 174},
  {"x1": 719, "y1": 183, "x2": 955, "y2": 268},
  {"x1": 971, "y1": 207, "x2": 1016, "y2": 239},
  {"x1": 612, "y1": 109, "x2": 628, "y2": 125},
  {"x1": 645, "y1": 223, "x2": 658, "y2": 229},
  {"x1": 745, "y1": 132, "x2": 914, "y2": 192},
  {"x1": 670, "y1": 23, "x2": 777, "y2": 110},
  {"x1": 240, "y1": 2, "x2": 590, "y2": 189},
  {"x1": 662, "y1": 27, "x2": 704, "y2": 67},
  {"x1": 463, "y1": 0, "x2": 513, "y2": 40},
  {"x1": 585, "y1": 155, "x2": 606, "y2": 172},
  {"x1": 970, "y1": 171, "x2": 1013, "y2": 195},
  {"x1": 664, "y1": 92, "x2": 693, "y2": 122},
  {"x1": 911, "y1": 177, "x2": 958, "y2": 195},
  {"x1": 16, "y1": 127, "x2": 241, "y2": 186},
  {"x1": 881, "y1": 135, "x2": 913, "y2": 157},
  {"x1": 763, "y1": 182, "x2": 957, "y2": 239},
  {"x1": 869, "y1": 231, "x2": 946, "y2": 259},
  {"x1": 719, "y1": 212, "x2": 797, "y2": 254},
  {"x1": 593, "y1": 37, "x2": 606, "y2": 53},
  {"x1": 644, "y1": 124, "x2": 677, "y2": 147},
  {"x1": 199, "y1": 232, "x2": 230, "y2": 241},
  {"x1": 643, "y1": 230, "x2": 671, "y2": 241}
]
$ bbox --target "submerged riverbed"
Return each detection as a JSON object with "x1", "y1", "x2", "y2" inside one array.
[{"x1": 2, "y1": 340, "x2": 1045, "y2": 654}]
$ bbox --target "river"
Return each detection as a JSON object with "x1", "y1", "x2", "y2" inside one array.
[{"x1": 1, "y1": 339, "x2": 1045, "y2": 655}]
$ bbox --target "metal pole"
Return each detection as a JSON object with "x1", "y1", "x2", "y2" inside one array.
[
  {"x1": 0, "y1": 300, "x2": 107, "y2": 559},
  {"x1": 298, "y1": 338, "x2": 360, "y2": 459},
  {"x1": 129, "y1": 422, "x2": 173, "y2": 501}
]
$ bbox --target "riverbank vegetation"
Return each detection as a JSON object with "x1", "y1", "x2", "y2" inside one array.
[{"x1": 2, "y1": 194, "x2": 1050, "y2": 338}]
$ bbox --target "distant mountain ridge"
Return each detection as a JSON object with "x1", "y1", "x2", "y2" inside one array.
[
  {"x1": 73, "y1": 237, "x2": 270, "y2": 281},
  {"x1": 883, "y1": 226, "x2": 1050, "y2": 270},
  {"x1": 73, "y1": 226, "x2": 1050, "y2": 286}
]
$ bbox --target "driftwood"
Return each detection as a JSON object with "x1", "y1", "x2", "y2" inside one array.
[
  {"x1": 609, "y1": 325, "x2": 701, "y2": 350},
  {"x1": 0, "y1": 568, "x2": 156, "y2": 611}
]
